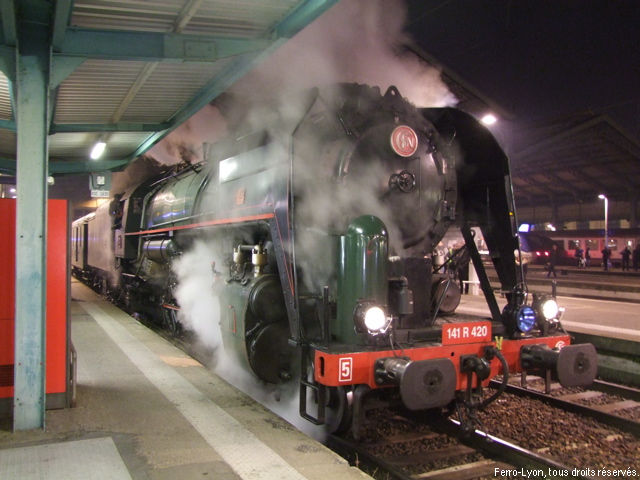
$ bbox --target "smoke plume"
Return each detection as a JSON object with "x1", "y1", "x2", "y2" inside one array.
[
  {"x1": 139, "y1": 0, "x2": 455, "y2": 168},
  {"x1": 172, "y1": 240, "x2": 223, "y2": 351},
  {"x1": 230, "y1": 0, "x2": 455, "y2": 108}
]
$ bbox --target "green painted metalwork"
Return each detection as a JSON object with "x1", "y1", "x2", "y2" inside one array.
[
  {"x1": 50, "y1": 55, "x2": 85, "y2": 88},
  {"x1": 59, "y1": 28, "x2": 272, "y2": 62},
  {"x1": 0, "y1": 157, "x2": 15, "y2": 174},
  {"x1": 51, "y1": 158, "x2": 130, "y2": 174},
  {"x1": 0, "y1": 44, "x2": 15, "y2": 81},
  {"x1": 0, "y1": 156, "x2": 134, "y2": 175},
  {"x1": 13, "y1": 21, "x2": 50, "y2": 431},
  {"x1": 49, "y1": 0, "x2": 77, "y2": 134},
  {"x1": 273, "y1": 0, "x2": 339, "y2": 38},
  {"x1": 336, "y1": 215, "x2": 389, "y2": 345},
  {"x1": 0, "y1": 0, "x2": 16, "y2": 46},
  {"x1": 0, "y1": 118, "x2": 15, "y2": 130},
  {"x1": 51, "y1": 0, "x2": 73, "y2": 50},
  {"x1": 51, "y1": 121, "x2": 169, "y2": 134}
]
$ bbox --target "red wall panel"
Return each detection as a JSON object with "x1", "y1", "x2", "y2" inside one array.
[{"x1": 0, "y1": 199, "x2": 68, "y2": 401}]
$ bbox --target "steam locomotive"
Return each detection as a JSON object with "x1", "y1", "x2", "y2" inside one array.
[{"x1": 72, "y1": 83, "x2": 597, "y2": 435}]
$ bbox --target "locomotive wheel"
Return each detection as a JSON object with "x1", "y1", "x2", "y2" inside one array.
[
  {"x1": 162, "y1": 306, "x2": 182, "y2": 335},
  {"x1": 432, "y1": 277, "x2": 461, "y2": 315},
  {"x1": 99, "y1": 276, "x2": 109, "y2": 296},
  {"x1": 324, "y1": 386, "x2": 352, "y2": 434}
]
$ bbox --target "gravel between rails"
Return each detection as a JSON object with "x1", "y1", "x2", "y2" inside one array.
[
  {"x1": 472, "y1": 393, "x2": 640, "y2": 478},
  {"x1": 348, "y1": 391, "x2": 640, "y2": 480}
]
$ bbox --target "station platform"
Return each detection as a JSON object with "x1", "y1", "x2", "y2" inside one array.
[
  {"x1": 497, "y1": 264, "x2": 640, "y2": 303},
  {"x1": 0, "y1": 281, "x2": 370, "y2": 480}
]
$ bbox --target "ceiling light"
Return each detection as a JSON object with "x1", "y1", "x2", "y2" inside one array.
[
  {"x1": 481, "y1": 113, "x2": 497, "y2": 125},
  {"x1": 90, "y1": 141, "x2": 107, "y2": 160}
]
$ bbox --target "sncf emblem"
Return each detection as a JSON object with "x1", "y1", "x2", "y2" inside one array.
[
  {"x1": 338, "y1": 357, "x2": 353, "y2": 382},
  {"x1": 390, "y1": 125, "x2": 419, "y2": 157}
]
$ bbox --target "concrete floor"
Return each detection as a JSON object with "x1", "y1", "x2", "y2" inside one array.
[{"x1": 0, "y1": 281, "x2": 370, "y2": 480}]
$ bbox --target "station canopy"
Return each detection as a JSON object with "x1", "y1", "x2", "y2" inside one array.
[{"x1": 0, "y1": 0, "x2": 339, "y2": 176}]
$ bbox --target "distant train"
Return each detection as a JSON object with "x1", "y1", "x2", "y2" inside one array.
[
  {"x1": 520, "y1": 229, "x2": 640, "y2": 267},
  {"x1": 518, "y1": 231, "x2": 564, "y2": 265},
  {"x1": 72, "y1": 83, "x2": 597, "y2": 436}
]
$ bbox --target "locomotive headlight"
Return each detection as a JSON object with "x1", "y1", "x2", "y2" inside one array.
[
  {"x1": 364, "y1": 306, "x2": 386, "y2": 331},
  {"x1": 540, "y1": 298, "x2": 559, "y2": 320},
  {"x1": 354, "y1": 302, "x2": 391, "y2": 335},
  {"x1": 516, "y1": 306, "x2": 537, "y2": 333},
  {"x1": 503, "y1": 303, "x2": 538, "y2": 335},
  {"x1": 533, "y1": 295, "x2": 560, "y2": 320}
]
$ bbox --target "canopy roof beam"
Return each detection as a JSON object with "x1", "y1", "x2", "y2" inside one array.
[{"x1": 57, "y1": 28, "x2": 273, "y2": 63}]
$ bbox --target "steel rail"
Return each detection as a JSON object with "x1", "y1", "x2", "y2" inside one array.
[
  {"x1": 489, "y1": 380, "x2": 640, "y2": 437},
  {"x1": 590, "y1": 379, "x2": 640, "y2": 401},
  {"x1": 327, "y1": 415, "x2": 590, "y2": 480},
  {"x1": 443, "y1": 419, "x2": 598, "y2": 480}
]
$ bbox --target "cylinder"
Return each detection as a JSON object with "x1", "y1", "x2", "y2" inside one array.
[
  {"x1": 143, "y1": 238, "x2": 178, "y2": 264},
  {"x1": 335, "y1": 215, "x2": 388, "y2": 344}
]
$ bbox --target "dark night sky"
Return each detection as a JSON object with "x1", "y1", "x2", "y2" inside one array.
[{"x1": 404, "y1": 0, "x2": 640, "y2": 144}]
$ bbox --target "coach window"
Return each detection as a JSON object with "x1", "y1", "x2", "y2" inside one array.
[{"x1": 568, "y1": 240, "x2": 580, "y2": 250}]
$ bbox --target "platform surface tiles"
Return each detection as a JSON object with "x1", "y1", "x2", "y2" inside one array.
[{"x1": 0, "y1": 280, "x2": 370, "y2": 480}]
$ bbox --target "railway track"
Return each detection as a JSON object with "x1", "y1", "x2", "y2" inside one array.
[
  {"x1": 489, "y1": 377, "x2": 640, "y2": 437},
  {"x1": 327, "y1": 413, "x2": 595, "y2": 480}
]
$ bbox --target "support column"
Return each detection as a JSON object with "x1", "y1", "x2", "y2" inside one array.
[{"x1": 13, "y1": 22, "x2": 50, "y2": 430}]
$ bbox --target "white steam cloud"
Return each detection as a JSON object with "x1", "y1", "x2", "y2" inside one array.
[
  {"x1": 172, "y1": 240, "x2": 222, "y2": 352},
  {"x1": 147, "y1": 105, "x2": 229, "y2": 166},
  {"x1": 142, "y1": 0, "x2": 456, "y2": 167},
  {"x1": 231, "y1": 0, "x2": 456, "y2": 108}
]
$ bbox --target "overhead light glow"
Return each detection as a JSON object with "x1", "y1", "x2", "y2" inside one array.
[
  {"x1": 90, "y1": 141, "x2": 107, "y2": 160},
  {"x1": 481, "y1": 113, "x2": 497, "y2": 125},
  {"x1": 9, "y1": 187, "x2": 16, "y2": 193},
  {"x1": 598, "y1": 194, "x2": 606, "y2": 200}
]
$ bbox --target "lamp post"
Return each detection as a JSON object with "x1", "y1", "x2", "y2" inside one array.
[{"x1": 598, "y1": 194, "x2": 608, "y2": 250}]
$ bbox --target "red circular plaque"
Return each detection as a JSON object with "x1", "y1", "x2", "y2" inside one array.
[{"x1": 390, "y1": 125, "x2": 418, "y2": 157}]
